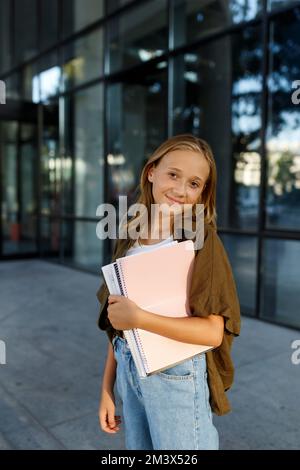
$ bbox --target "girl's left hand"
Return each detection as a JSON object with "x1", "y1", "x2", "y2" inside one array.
[{"x1": 107, "y1": 295, "x2": 142, "y2": 330}]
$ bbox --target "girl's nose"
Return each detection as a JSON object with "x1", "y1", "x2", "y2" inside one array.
[{"x1": 174, "y1": 181, "x2": 186, "y2": 197}]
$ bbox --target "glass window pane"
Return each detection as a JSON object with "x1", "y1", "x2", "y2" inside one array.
[
  {"x1": 40, "y1": 217, "x2": 61, "y2": 259},
  {"x1": 62, "y1": 0, "x2": 104, "y2": 37},
  {"x1": 19, "y1": 123, "x2": 38, "y2": 253},
  {"x1": 0, "y1": 0, "x2": 12, "y2": 73},
  {"x1": 23, "y1": 63, "x2": 38, "y2": 103},
  {"x1": 106, "y1": 0, "x2": 134, "y2": 15},
  {"x1": 172, "y1": 26, "x2": 263, "y2": 230},
  {"x1": 0, "y1": 121, "x2": 37, "y2": 255},
  {"x1": 172, "y1": 0, "x2": 263, "y2": 48},
  {"x1": 266, "y1": 8, "x2": 300, "y2": 230},
  {"x1": 268, "y1": 0, "x2": 300, "y2": 11},
  {"x1": 41, "y1": 104, "x2": 60, "y2": 216},
  {"x1": 5, "y1": 73, "x2": 21, "y2": 101},
  {"x1": 23, "y1": 52, "x2": 61, "y2": 103},
  {"x1": 220, "y1": 233, "x2": 257, "y2": 316},
  {"x1": 62, "y1": 28, "x2": 104, "y2": 91},
  {"x1": 106, "y1": 63, "x2": 167, "y2": 215},
  {"x1": 108, "y1": 0, "x2": 168, "y2": 73},
  {"x1": 14, "y1": 0, "x2": 38, "y2": 64},
  {"x1": 63, "y1": 84, "x2": 104, "y2": 217},
  {"x1": 40, "y1": 0, "x2": 58, "y2": 50},
  {"x1": 261, "y1": 238, "x2": 300, "y2": 328},
  {"x1": 62, "y1": 220, "x2": 103, "y2": 272},
  {"x1": 1, "y1": 121, "x2": 19, "y2": 254}
]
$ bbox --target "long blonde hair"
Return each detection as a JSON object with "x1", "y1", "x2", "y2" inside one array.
[{"x1": 111, "y1": 134, "x2": 217, "y2": 261}]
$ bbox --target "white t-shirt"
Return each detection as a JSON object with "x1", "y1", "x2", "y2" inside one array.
[{"x1": 126, "y1": 235, "x2": 174, "y2": 257}]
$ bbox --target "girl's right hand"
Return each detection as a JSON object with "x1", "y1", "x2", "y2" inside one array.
[{"x1": 99, "y1": 389, "x2": 122, "y2": 434}]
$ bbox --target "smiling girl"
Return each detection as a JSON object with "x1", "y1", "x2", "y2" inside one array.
[{"x1": 97, "y1": 134, "x2": 241, "y2": 450}]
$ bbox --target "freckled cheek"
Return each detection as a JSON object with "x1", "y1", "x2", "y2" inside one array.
[
  {"x1": 151, "y1": 183, "x2": 166, "y2": 203},
  {"x1": 155, "y1": 179, "x2": 171, "y2": 194},
  {"x1": 187, "y1": 190, "x2": 201, "y2": 205}
]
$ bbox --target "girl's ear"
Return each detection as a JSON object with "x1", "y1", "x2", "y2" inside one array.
[{"x1": 147, "y1": 165, "x2": 155, "y2": 183}]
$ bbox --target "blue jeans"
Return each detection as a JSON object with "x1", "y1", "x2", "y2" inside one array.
[{"x1": 112, "y1": 335, "x2": 219, "y2": 450}]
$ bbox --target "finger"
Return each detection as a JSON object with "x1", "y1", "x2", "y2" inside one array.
[
  {"x1": 107, "y1": 413, "x2": 117, "y2": 429},
  {"x1": 107, "y1": 413, "x2": 121, "y2": 431},
  {"x1": 109, "y1": 295, "x2": 123, "y2": 303},
  {"x1": 104, "y1": 426, "x2": 118, "y2": 433},
  {"x1": 105, "y1": 423, "x2": 119, "y2": 433},
  {"x1": 102, "y1": 417, "x2": 118, "y2": 433},
  {"x1": 100, "y1": 411, "x2": 115, "y2": 433}
]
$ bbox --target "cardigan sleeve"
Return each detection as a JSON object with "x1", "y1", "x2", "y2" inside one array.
[
  {"x1": 188, "y1": 225, "x2": 241, "y2": 414},
  {"x1": 189, "y1": 224, "x2": 241, "y2": 337}
]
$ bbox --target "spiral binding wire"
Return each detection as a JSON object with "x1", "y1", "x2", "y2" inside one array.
[
  {"x1": 114, "y1": 262, "x2": 125, "y2": 296},
  {"x1": 115, "y1": 260, "x2": 149, "y2": 374}
]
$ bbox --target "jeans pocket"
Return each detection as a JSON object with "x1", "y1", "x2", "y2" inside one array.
[{"x1": 157, "y1": 359, "x2": 195, "y2": 381}]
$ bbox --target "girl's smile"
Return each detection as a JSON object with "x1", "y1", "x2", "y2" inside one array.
[{"x1": 165, "y1": 194, "x2": 185, "y2": 204}]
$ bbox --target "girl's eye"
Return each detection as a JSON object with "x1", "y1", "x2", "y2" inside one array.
[{"x1": 169, "y1": 173, "x2": 199, "y2": 188}]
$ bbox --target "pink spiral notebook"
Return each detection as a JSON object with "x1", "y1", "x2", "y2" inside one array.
[{"x1": 102, "y1": 240, "x2": 213, "y2": 377}]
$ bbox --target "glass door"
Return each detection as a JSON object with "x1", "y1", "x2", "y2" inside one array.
[{"x1": 0, "y1": 119, "x2": 38, "y2": 256}]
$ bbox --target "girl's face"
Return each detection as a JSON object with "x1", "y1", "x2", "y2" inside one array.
[{"x1": 147, "y1": 149, "x2": 210, "y2": 207}]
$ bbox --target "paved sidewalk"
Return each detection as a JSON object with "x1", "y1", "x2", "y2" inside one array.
[{"x1": 0, "y1": 260, "x2": 299, "y2": 450}]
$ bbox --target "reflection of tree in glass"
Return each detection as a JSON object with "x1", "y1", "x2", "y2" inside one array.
[
  {"x1": 269, "y1": 151, "x2": 297, "y2": 196},
  {"x1": 230, "y1": 0, "x2": 261, "y2": 23},
  {"x1": 266, "y1": 7, "x2": 300, "y2": 223},
  {"x1": 268, "y1": 7, "x2": 300, "y2": 136},
  {"x1": 231, "y1": 25, "x2": 262, "y2": 154}
]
